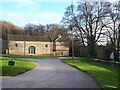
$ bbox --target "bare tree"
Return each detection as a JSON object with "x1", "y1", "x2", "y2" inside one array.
[
  {"x1": 102, "y1": 1, "x2": 120, "y2": 61},
  {"x1": 24, "y1": 23, "x2": 34, "y2": 35},
  {"x1": 24, "y1": 23, "x2": 46, "y2": 36},
  {"x1": 62, "y1": 1, "x2": 107, "y2": 58}
]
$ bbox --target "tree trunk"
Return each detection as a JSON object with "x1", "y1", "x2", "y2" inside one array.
[
  {"x1": 88, "y1": 36, "x2": 97, "y2": 58},
  {"x1": 115, "y1": 24, "x2": 120, "y2": 61}
]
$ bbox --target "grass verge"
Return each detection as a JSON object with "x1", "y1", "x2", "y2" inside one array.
[
  {"x1": 0, "y1": 58, "x2": 37, "y2": 76},
  {"x1": 1, "y1": 54, "x2": 57, "y2": 59},
  {"x1": 63, "y1": 58, "x2": 119, "y2": 89}
]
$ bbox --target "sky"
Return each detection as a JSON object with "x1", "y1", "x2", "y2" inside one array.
[
  {"x1": 0, "y1": 0, "x2": 73, "y2": 27},
  {"x1": 0, "y1": 0, "x2": 118, "y2": 27}
]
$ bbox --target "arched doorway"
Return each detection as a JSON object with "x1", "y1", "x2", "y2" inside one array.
[{"x1": 29, "y1": 46, "x2": 36, "y2": 54}]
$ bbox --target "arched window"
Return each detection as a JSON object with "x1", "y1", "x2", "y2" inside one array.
[{"x1": 29, "y1": 46, "x2": 36, "y2": 54}]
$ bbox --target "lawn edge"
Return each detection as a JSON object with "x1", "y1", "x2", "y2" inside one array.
[
  {"x1": 13, "y1": 62, "x2": 38, "y2": 77},
  {"x1": 61, "y1": 59, "x2": 102, "y2": 89},
  {"x1": 1, "y1": 58, "x2": 38, "y2": 76}
]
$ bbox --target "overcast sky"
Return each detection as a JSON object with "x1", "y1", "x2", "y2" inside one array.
[{"x1": 0, "y1": 0, "x2": 118, "y2": 27}]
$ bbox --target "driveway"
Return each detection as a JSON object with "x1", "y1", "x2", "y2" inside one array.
[{"x1": 2, "y1": 58, "x2": 100, "y2": 88}]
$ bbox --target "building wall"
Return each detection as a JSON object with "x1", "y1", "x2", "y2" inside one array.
[
  {"x1": 8, "y1": 41, "x2": 69, "y2": 56},
  {"x1": 9, "y1": 41, "x2": 52, "y2": 55},
  {"x1": 54, "y1": 42, "x2": 69, "y2": 56},
  {"x1": 0, "y1": 38, "x2": 6, "y2": 54},
  {"x1": 0, "y1": 38, "x2": 2, "y2": 54}
]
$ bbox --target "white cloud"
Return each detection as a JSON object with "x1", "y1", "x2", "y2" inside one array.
[
  {"x1": 77, "y1": 0, "x2": 119, "y2": 2},
  {"x1": 16, "y1": 0, "x2": 38, "y2": 7},
  {"x1": 38, "y1": 12, "x2": 62, "y2": 24},
  {"x1": 1, "y1": 0, "x2": 119, "y2": 3},
  {"x1": 1, "y1": 0, "x2": 39, "y2": 8},
  {"x1": 8, "y1": 13, "x2": 24, "y2": 19},
  {"x1": 1, "y1": 1, "x2": 66, "y2": 27},
  {"x1": 0, "y1": 0, "x2": 33, "y2": 3},
  {"x1": 108, "y1": 0, "x2": 119, "y2": 3},
  {"x1": 40, "y1": 12, "x2": 60, "y2": 19},
  {"x1": 2, "y1": 11, "x2": 63, "y2": 27},
  {"x1": 0, "y1": 0, "x2": 72, "y2": 2}
]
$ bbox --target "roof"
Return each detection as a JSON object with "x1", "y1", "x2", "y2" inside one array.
[
  {"x1": 8, "y1": 35, "x2": 52, "y2": 42},
  {"x1": 51, "y1": 35, "x2": 69, "y2": 42},
  {"x1": 55, "y1": 37, "x2": 69, "y2": 42}
]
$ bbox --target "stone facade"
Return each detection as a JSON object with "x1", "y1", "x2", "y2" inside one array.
[
  {"x1": 0, "y1": 38, "x2": 2, "y2": 54},
  {"x1": 8, "y1": 35, "x2": 69, "y2": 56},
  {"x1": 53, "y1": 42, "x2": 69, "y2": 56},
  {"x1": 9, "y1": 41, "x2": 52, "y2": 55},
  {"x1": 0, "y1": 38, "x2": 6, "y2": 54}
]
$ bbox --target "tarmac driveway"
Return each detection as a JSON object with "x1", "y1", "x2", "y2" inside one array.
[{"x1": 2, "y1": 58, "x2": 100, "y2": 88}]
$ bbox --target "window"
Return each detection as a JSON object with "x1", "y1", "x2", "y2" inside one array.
[
  {"x1": 61, "y1": 52, "x2": 63, "y2": 55},
  {"x1": 15, "y1": 44, "x2": 18, "y2": 47},
  {"x1": 45, "y1": 44, "x2": 48, "y2": 48},
  {"x1": 29, "y1": 46, "x2": 36, "y2": 54}
]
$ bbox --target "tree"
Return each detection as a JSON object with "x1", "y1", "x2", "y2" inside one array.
[
  {"x1": 62, "y1": 1, "x2": 107, "y2": 58},
  {"x1": 46, "y1": 24, "x2": 69, "y2": 41},
  {"x1": 0, "y1": 21, "x2": 24, "y2": 40},
  {"x1": 24, "y1": 23, "x2": 35, "y2": 35},
  {"x1": 24, "y1": 23, "x2": 47, "y2": 36},
  {"x1": 102, "y1": 1, "x2": 120, "y2": 61}
]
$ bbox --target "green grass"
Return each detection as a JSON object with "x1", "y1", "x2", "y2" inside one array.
[
  {"x1": 0, "y1": 58, "x2": 37, "y2": 76},
  {"x1": 63, "y1": 58, "x2": 119, "y2": 89},
  {"x1": 1, "y1": 54, "x2": 57, "y2": 59}
]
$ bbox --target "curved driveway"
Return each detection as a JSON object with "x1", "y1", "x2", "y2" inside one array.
[{"x1": 2, "y1": 58, "x2": 100, "y2": 88}]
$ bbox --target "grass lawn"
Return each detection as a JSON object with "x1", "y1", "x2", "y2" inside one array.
[
  {"x1": 63, "y1": 58, "x2": 119, "y2": 89},
  {"x1": 1, "y1": 54, "x2": 57, "y2": 59},
  {"x1": 0, "y1": 58, "x2": 37, "y2": 76}
]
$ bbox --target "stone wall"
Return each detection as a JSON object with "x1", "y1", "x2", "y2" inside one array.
[
  {"x1": 8, "y1": 41, "x2": 69, "y2": 56},
  {"x1": 0, "y1": 38, "x2": 6, "y2": 54},
  {"x1": 9, "y1": 41, "x2": 52, "y2": 55},
  {"x1": 54, "y1": 42, "x2": 69, "y2": 56},
  {"x1": 0, "y1": 38, "x2": 2, "y2": 54}
]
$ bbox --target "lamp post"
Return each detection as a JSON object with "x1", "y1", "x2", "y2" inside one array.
[
  {"x1": 71, "y1": 0, "x2": 74, "y2": 59},
  {"x1": 71, "y1": 28, "x2": 74, "y2": 59}
]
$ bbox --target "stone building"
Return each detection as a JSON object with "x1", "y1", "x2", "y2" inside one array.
[
  {"x1": 7, "y1": 35, "x2": 69, "y2": 56},
  {"x1": 0, "y1": 38, "x2": 2, "y2": 54},
  {"x1": 0, "y1": 38, "x2": 6, "y2": 54}
]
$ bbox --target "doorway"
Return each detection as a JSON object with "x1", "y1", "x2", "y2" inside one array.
[{"x1": 29, "y1": 46, "x2": 36, "y2": 54}]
